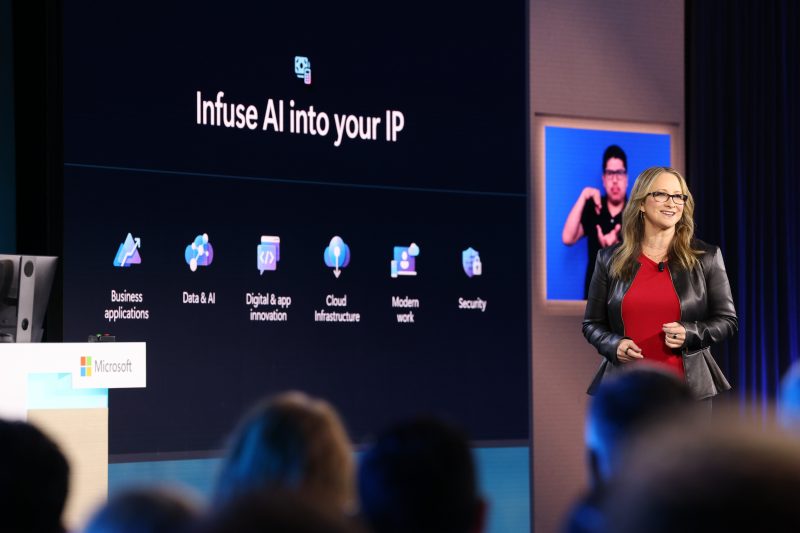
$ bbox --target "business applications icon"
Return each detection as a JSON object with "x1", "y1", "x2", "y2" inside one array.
[
  {"x1": 185, "y1": 233, "x2": 214, "y2": 272},
  {"x1": 323, "y1": 236, "x2": 350, "y2": 278},
  {"x1": 391, "y1": 243, "x2": 420, "y2": 278},
  {"x1": 294, "y1": 56, "x2": 312, "y2": 85},
  {"x1": 257, "y1": 235, "x2": 280, "y2": 274},
  {"x1": 462, "y1": 247, "x2": 482, "y2": 278},
  {"x1": 113, "y1": 233, "x2": 142, "y2": 267}
]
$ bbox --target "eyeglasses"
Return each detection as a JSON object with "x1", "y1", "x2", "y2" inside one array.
[
  {"x1": 604, "y1": 169, "x2": 627, "y2": 182},
  {"x1": 647, "y1": 191, "x2": 689, "y2": 205}
]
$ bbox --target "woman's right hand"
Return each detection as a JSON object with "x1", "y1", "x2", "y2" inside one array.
[{"x1": 616, "y1": 338, "x2": 644, "y2": 363}]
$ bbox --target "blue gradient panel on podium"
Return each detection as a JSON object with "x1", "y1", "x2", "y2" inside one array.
[{"x1": 27, "y1": 373, "x2": 107, "y2": 410}]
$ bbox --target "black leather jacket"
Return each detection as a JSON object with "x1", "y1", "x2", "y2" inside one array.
[{"x1": 583, "y1": 239, "x2": 737, "y2": 399}]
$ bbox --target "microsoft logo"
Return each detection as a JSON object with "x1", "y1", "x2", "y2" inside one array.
[{"x1": 80, "y1": 356, "x2": 92, "y2": 377}]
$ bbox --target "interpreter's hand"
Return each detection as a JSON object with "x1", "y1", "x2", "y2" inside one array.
[
  {"x1": 617, "y1": 338, "x2": 644, "y2": 363},
  {"x1": 663, "y1": 322, "x2": 687, "y2": 349},
  {"x1": 596, "y1": 224, "x2": 621, "y2": 248},
  {"x1": 582, "y1": 187, "x2": 602, "y2": 215}
]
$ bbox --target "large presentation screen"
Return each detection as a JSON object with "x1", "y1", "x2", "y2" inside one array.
[{"x1": 62, "y1": 1, "x2": 529, "y2": 457}]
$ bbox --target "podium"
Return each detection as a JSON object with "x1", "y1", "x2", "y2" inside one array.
[{"x1": 0, "y1": 342, "x2": 146, "y2": 530}]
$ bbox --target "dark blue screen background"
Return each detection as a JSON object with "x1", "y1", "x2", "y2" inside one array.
[{"x1": 62, "y1": 1, "x2": 529, "y2": 455}]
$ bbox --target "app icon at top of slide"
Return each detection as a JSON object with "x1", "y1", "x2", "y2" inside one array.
[
  {"x1": 294, "y1": 56, "x2": 311, "y2": 85},
  {"x1": 113, "y1": 233, "x2": 142, "y2": 267},
  {"x1": 185, "y1": 233, "x2": 214, "y2": 272},
  {"x1": 323, "y1": 236, "x2": 350, "y2": 278}
]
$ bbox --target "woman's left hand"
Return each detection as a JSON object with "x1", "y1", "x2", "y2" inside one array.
[{"x1": 662, "y1": 322, "x2": 686, "y2": 349}]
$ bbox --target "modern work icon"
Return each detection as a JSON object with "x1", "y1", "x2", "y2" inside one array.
[
  {"x1": 462, "y1": 247, "x2": 482, "y2": 278},
  {"x1": 323, "y1": 236, "x2": 350, "y2": 278},
  {"x1": 391, "y1": 243, "x2": 420, "y2": 278},
  {"x1": 185, "y1": 233, "x2": 214, "y2": 272},
  {"x1": 257, "y1": 235, "x2": 280, "y2": 274},
  {"x1": 113, "y1": 233, "x2": 142, "y2": 267}
]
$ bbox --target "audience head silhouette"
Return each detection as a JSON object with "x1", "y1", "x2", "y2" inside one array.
[
  {"x1": 779, "y1": 360, "x2": 800, "y2": 434},
  {"x1": 359, "y1": 417, "x2": 486, "y2": 533},
  {"x1": 585, "y1": 367, "x2": 692, "y2": 486},
  {"x1": 84, "y1": 486, "x2": 200, "y2": 533},
  {"x1": 0, "y1": 419, "x2": 69, "y2": 533},
  {"x1": 214, "y1": 391, "x2": 355, "y2": 513},
  {"x1": 605, "y1": 418, "x2": 800, "y2": 533}
]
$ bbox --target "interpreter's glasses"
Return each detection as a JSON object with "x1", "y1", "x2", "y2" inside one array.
[
  {"x1": 604, "y1": 169, "x2": 627, "y2": 182},
  {"x1": 648, "y1": 191, "x2": 689, "y2": 205}
]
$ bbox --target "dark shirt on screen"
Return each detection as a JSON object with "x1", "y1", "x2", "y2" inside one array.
[{"x1": 580, "y1": 196, "x2": 623, "y2": 299}]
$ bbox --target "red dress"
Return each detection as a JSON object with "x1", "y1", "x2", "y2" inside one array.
[{"x1": 621, "y1": 254, "x2": 684, "y2": 378}]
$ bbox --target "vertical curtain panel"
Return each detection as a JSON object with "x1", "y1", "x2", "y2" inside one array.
[{"x1": 687, "y1": 0, "x2": 800, "y2": 413}]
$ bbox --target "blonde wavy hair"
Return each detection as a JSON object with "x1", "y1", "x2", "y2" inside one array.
[
  {"x1": 610, "y1": 167, "x2": 704, "y2": 280},
  {"x1": 215, "y1": 391, "x2": 356, "y2": 514}
]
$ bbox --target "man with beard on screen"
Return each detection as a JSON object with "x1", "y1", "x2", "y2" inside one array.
[{"x1": 562, "y1": 145, "x2": 629, "y2": 299}]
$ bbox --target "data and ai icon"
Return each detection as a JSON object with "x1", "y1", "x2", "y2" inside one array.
[{"x1": 185, "y1": 233, "x2": 214, "y2": 272}]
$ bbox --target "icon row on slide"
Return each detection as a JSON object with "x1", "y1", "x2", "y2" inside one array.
[{"x1": 113, "y1": 233, "x2": 483, "y2": 278}]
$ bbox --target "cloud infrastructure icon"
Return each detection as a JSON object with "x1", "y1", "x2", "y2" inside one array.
[{"x1": 323, "y1": 236, "x2": 350, "y2": 278}]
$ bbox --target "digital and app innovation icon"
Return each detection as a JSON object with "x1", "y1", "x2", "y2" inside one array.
[
  {"x1": 462, "y1": 247, "x2": 482, "y2": 278},
  {"x1": 390, "y1": 243, "x2": 420, "y2": 278},
  {"x1": 113, "y1": 233, "x2": 142, "y2": 268},
  {"x1": 257, "y1": 235, "x2": 280, "y2": 274},
  {"x1": 323, "y1": 236, "x2": 350, "y2": 278},
  {"x1": 185, "y1": 233, "x2": 214, "y2": 272}
]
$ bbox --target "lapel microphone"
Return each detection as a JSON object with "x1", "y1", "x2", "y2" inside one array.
[{"x1": 658, "y1": 261, "x2": 665, "y2": 272}]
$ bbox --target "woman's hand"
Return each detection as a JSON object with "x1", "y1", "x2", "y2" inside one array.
[
  {"x1": 617, "y1": 338, "x2": 644, "y2": 363},
  {"x1": 662, "y1": 322, "x2": 687, "y2": 349}
]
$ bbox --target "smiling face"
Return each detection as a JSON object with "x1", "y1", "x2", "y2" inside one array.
[{"x1": 640, "y1": 172, "x2": 685, "y2": 230}]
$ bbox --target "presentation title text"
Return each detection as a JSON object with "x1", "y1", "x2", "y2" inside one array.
[{"x1": 195, "y1": 91, "x2": 405, "y2": 147}]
